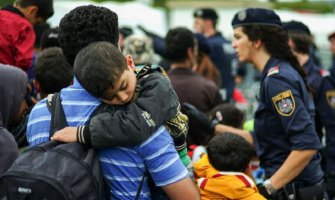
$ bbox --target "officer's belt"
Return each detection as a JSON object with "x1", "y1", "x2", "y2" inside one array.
[{"x1": 270, "y1": 179, "x2": 326, "y2": 200}]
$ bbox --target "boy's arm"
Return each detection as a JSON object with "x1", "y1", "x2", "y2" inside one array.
[{"x1": 81, "y1": 73, "x2": 180, "y2": 148}]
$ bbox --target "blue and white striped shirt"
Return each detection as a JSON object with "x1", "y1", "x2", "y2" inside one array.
[{"x1": 27, "y1": 78, "x2": 188, "y2": 200}]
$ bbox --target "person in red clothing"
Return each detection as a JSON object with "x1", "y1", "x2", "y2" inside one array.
[{"x1": 0, "y1": 0, "x2": 54, "y2": 72}]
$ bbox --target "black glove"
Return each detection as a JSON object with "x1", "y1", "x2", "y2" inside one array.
[
  {"x1": 182, "y1": 103, "x2": 216, "y2": 135},
  {"x1": 258, "y1": 185, "x2": 271, "y2": 199}
]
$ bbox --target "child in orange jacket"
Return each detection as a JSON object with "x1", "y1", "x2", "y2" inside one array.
[{"x1": 194, "y1": 132, "x2": 265, "y2": 200}]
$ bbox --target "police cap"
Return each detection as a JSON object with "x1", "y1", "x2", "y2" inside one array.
[
  {"x1": 231, "y1": 8, "x2": 282, "y2": 28},
  {"x1": 282, "y1": 20, "x2": 311, "y2": 35},
  {"x1": 193, "y1": 8, "x2": 218, "y2": 20}
]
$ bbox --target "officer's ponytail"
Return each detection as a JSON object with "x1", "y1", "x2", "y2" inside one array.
[{"x1": 242, "y1": 25, "x2": 313, "y2": 93}]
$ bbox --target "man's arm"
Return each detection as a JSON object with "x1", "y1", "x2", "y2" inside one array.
[
  {"x1": 214, "y1": 124, "x2": 254, "y2": 145},
  {"x1": 183, "y1": 102, "x2": 253, "y2": 145},
  {"x1": 138, "y1": 127, "x2": 199, "y2": 200},
  {"x1": 161, "y1": 177, "x2": 200, "y2": 200}
]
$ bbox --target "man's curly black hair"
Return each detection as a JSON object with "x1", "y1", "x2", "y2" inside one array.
[{"x1": 58, "y1": 5, "x2": 119, "y2": 66}]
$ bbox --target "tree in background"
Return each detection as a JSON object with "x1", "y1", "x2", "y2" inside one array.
[{"x1": 0, "y1": 0, "x2": 15, "y2": 7}]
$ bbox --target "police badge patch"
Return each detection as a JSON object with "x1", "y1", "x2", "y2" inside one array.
[
  {"x1": 272, "y1": 90, "x2": 295, "y2": 116},
  {"x1": 326, "y1": 90, "x2": 335, "y2": 109}
]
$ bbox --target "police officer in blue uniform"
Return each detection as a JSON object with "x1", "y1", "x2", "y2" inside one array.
[
  {"x1": 183, "y1": 7, "x2": 328, "y2": 200},
  {"x1": 193, "y1": 8, "x2": 237, "y2": 102},
  {"x1": 229, "y1": 8, "x2": 326, "y2": 200},
  {"x1": 283, "y1": 20, "x2": 335, "y2": 198}
]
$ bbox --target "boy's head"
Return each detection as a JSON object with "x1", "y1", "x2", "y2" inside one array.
[
  {"x1": 34, "y1": 47, "x2": 72, "y2": 98},
  {"x1": 58, "y1": 5, "x2": 119, "y2": 66},
  {"x1": 40, "y1": 27, "x2": 60, "y2": 50},
  {"x1": 208, "y1": 103, "x2": 244, "y2": 128},
  {"x1": 14, "y1": 0, "x2": 54, "y2": 25},
  {"x1": 207, "y1": 133, "x2": 254, "y2": 172},
  {"x1": 74, "y1": 41, "x2": 137, "y2": 105}
]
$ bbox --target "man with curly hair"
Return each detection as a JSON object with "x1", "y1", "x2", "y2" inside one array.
[{"x1": 27, "y1": 5, "x2": 199, "y2": 199}]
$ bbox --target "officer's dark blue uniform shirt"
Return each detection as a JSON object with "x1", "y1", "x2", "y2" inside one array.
[
  {"x1": 304, "y1": 58, "x2": 335, "y2": 173},
  {"x1": 254, "y1": 57, "x2": 323, "y2": 184},
  {"x1": 207, "y1": 32, "x2": 236, "y2": 101}
]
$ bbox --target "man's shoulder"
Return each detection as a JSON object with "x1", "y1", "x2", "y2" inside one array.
[
  {"x1": 29, "y1": 99, "x2": 50, "y2": 118},
  {"x1": 138, "y1": 126, "x2": 171, "y2": 148},
  {"x1": 0, "y1": 9, "x2": 31, "y2": 27}
]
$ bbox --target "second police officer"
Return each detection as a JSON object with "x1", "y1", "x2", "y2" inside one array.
[{"x1": 283, "y1": 20, "x2": 335, "y2": 198}]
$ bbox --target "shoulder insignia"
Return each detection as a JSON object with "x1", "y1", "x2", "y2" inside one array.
[
  {"x1": 326, "y1": 90, "x2": 335, "y2": 109},
  {"x1": 272, "y1": 90, "x2": 295, "y2": 116},
  {"x1": 267, "y1": 66, "x2": 279, "y2": 77},
  {"x1": 320, "y1": 69, "x2": 330, "y2": 77}
]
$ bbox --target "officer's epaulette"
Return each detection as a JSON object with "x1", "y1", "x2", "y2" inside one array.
[
  {"x1": 267, "y1": 66, "x2": 279, "y2": 77},
  {"x1": 319, "y1": 69, "x2": 330, "y2": 77}
]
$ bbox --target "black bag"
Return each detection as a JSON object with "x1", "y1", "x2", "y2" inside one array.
[{"x1": 0, "y1": 93, "x2": 107, "y2": 200}]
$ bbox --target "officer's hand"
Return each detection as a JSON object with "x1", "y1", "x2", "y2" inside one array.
[{"x1": 182, "y1": 103, "x2": 216, "y2": 134}]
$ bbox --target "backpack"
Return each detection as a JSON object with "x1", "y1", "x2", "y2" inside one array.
[{"x1": 0, "y1": 93, "x2": 108, "y2": 200}]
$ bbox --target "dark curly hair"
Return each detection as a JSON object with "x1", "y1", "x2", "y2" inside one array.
[
  {"x1": 58, "y1": 5, "x2": 119, "y2": 66},
  {"x1": 34, "y1": 47, "x2": 72, "y2": 95},
  {"x1": 207, "y1": 133, "x2": 254, "y2": 172},
  {"x1": 165, "y1": 27, "x2": 195, "y2": 63}
]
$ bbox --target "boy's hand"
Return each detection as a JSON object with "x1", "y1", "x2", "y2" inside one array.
[{"x1": 51, "y1": 127, "x2": 78, "y2": 143}]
